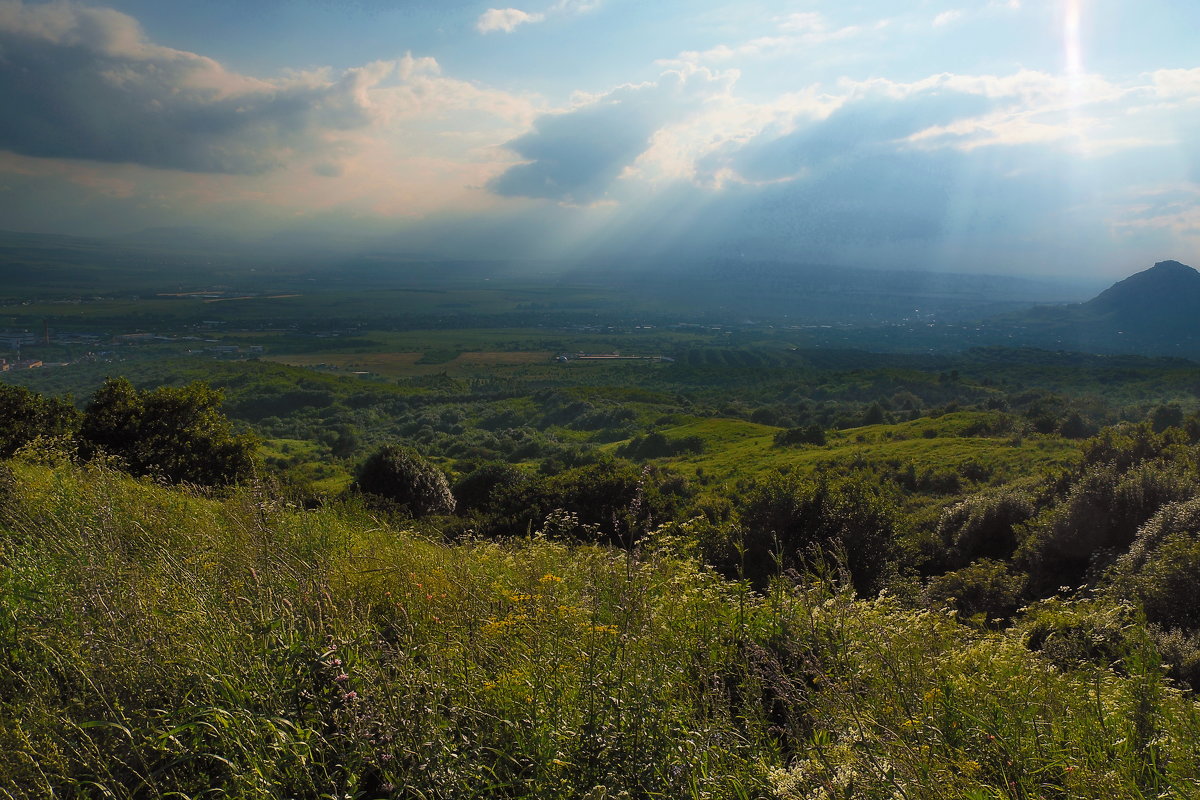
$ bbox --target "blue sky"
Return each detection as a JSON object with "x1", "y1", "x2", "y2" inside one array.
[{"x1": 0, "y1": 0, "x2": 1197, "y2": 277}]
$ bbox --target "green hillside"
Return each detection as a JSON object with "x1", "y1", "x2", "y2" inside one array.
[
  {"x1": 3, "y1": 459, "x2": 1200, "y2": 798},
  {"x1": 637, "y1": 411, "x2": 1079, "y2": 484}
]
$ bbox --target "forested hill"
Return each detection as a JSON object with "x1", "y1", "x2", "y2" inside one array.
[
  {"x1": 1085, "y1": 260, "x2": 1200, "y2": 327},
  {"x1": 994, "y1": 260, "x2": 1200, "y2": 356}
]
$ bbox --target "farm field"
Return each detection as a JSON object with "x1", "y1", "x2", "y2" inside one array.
[{"x1": 266, "y1": 350, "x2": 558, "y2": 378}]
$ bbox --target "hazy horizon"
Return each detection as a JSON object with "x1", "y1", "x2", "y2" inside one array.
[{"x1": 1, "y1": 0, "x2": 1197, "y2": 279}]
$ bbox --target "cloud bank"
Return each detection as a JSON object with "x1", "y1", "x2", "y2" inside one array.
[
  {"x1": 0, "y1": 0, "x2": 1198, "y2": 276},
  {"x1": 489, "y1": 68, "x2": 732, "y2": 204},
  {"x1": 0, "y1": 0, "x2": 388, "y2": 173}
]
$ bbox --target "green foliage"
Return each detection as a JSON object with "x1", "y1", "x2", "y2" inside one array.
[
  {"x1": 1019, "y1": 597, "x2": 1143, "y2": 670},
  {"x1": 352, "y1": 444, "x2": 456, "y2": 517},
  {"x1": 1107, "y1": 499, "x2": 1200, "y2": 630},
  {"x1": 1059, "y1": 411, "x2": 1097, "y2": 440},
  {"x1": 861, "y1": 401, "x2": 888, "y2": 425},
  {"x1": 938, "y1": 489, "x2": 1034, "y2": 566},
  {"x1": 1079, "y1": 421, "x2": 1176, "y2": 472},
  {"x1": 0, "y1": 461, "x2": 15, "y2": 524},
  {"x1": 1150, "y1": 403, "x2": 1185, "y2": 434},
  {"x1": 773, "y1": 424, "x2": 826, "y2": 447},
  {"x1": 614, "y1": 431, "x2": 704, "y2": 460},
  {"x1": 1018, "y1": 461, "x2": 1197, "y2": 593},
  {"x1": 0, "y1": 383, "x2": 79, "y2": 458},
  {"x1": 78, "y1": 377, "x2": 256, "y2": 486},
  {"x1": 731, "y1": 472, "x2": 898, "y2": 593},
  {"x1": 922, "y1": 559, "x2": 1028, "y2": 622},
  {"x1": 451, "y1": 461, "x2": 529, "y2": 513}
]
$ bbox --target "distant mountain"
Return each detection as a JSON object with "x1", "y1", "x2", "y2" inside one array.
[
  {"x1": 989, "y1": 260, "x2": 1200, "y2": 356},
  {"x1": 1083, "y1": 260, "x2": 1200, "y2": 329}
]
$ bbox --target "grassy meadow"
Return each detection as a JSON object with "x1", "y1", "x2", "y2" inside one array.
[{"x1": 4, "y1": 458, "x2": 1200, "y2": 799}]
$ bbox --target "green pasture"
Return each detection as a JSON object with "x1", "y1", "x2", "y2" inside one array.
[{"x1": 611, "y1": 411, "x2": 1081, "y2": 486}]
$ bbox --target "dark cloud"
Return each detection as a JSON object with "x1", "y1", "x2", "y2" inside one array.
[
  {"x1": 489, "y1": 68, "x2": 727, "y2": 204},
  {"x1": 0, "y1": 1, "x2": 384, "y2": 173}
]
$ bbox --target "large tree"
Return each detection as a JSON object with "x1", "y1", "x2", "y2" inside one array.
[
  {"x1": 0, "y1": 384, "x2": 79, "y2": 458},
  {"x1": 80, "y1": 378, "x2": 256, "y2": 486}
]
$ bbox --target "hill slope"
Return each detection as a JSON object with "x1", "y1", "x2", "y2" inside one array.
[
  {"x1": 993, "y1": 260, "x2": 1200, "y2": 356},
  {"x1": 4, "y1": 460, "x2": 1200, "y2": 797}
]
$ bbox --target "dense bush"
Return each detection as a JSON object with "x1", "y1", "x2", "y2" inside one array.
[
  {"x1": 773, "y1": 424, "x2": 827, "y2": 447},
  {"x1": 353, "y1": 444, "x2": 456, "y2": 516},
  {"x1": 731, "y1": 472, "x2": 898, "y2": 593},
  {"x1": 921, "y1": 559, "x2": 1027, "y2": 622},
  {"x1": 1107, "y1": 499, "x2": 1200, "y2": 630},
  {"x1": 615, "y1": 432, "x2": 705, "y2": 460},
  {"x1": 79, "y1": 378, "x2": 256, "y2": 486},
  {"x1": 1018, "y1": 461, "x2": 1196, "y2": 593},
  {"x1": 451, "y1": 461, "x2": 529, "y2": 513},
  {"x1": 0, "y1": 383, "x2": 79, "y2": 458},
  {"x1": 938, "y1": 489, "x2": 1034, "y2": 566}
]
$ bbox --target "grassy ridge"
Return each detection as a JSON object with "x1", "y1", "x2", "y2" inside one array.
[
  {"x1": 2, "y1": 461, "x2": 1199, "y2": 798},
  {"x1": 610, "y1": 411, "x2": 1080, "y2": 485}
]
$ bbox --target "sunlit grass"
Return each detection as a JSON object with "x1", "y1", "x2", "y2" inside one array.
[{"x1": 1, "y1": 460, "x2": 1197, "y2": 798}]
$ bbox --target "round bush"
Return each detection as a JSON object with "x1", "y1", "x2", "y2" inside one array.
[{"x1": 354, "y1": 445, "x2": 456, "y2": 517}]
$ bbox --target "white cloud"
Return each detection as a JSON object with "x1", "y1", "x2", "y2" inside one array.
[
  {"x1": 1152, "y1": 68, "x2": 1200, "y2": 99},
  {"x1": 476, "y1": 8, "x2": 545, "y2": 34},
  {"x1": 551, "y1": 0, "x2": 602, "y2": 12},
  {"x1": 933, "y1": 10, "x2": 963, "y2": 27},
  {"x1": 489, "y1": 66, "x2": 733, "y2": 204},
  {"x1": 659, "y1": 16, "x2": 864, "y2": 68}
]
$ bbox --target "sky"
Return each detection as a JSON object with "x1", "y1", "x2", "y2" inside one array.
[{"x1": 0, "y1": 0, "x2": 1198, "y2": 278}]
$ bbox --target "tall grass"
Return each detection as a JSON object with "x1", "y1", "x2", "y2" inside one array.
[{"x1": 1, "y1": 461, "x2": 1198, "y2": 798}]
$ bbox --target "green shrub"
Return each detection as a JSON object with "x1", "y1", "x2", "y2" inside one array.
[
  {"x1": 1018, "y1": 462, "x2": 1195, "y2": 593},
  {"x1": 615, "y1": 432, "x2": 705, "y2": 460},
  {"x1": 939, "y1": 489, "x2": 1034, "y2": 566},
  {"x1": 451, "y1": 461, "x2": 528, "y2": 513},
  {"x1": 353, "y1": 444, "x2": 456, "y2": 516},
  {"x1": 1019, "y1": 597, "x2": 1140, "y2": 670},
  {"x1": 79, "y1": 378, "x2": 256, "y2": 486},
  {"x1": 1107, "y1": 499, "x2": 1200, "y2": 630},
  {"x1": 922, "y1": 559, "x2": 1027, "y2": 622},
  {"x1": 0, "y1": 384, "x2": 79, "y2": 458},
  {"x1": 734, "y1": 472, "x2": 898, "y2": 594},
  {"x1": 773, "y1": 425, "x2": 826, "y2": 447}
]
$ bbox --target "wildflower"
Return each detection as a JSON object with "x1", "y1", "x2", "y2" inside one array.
[
  {"x1": 343, "y1": 691, "x2": 358, "y2": 701},
  {"x1": 335, "y1": 673, "x2": 350, "y2": 683}
]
